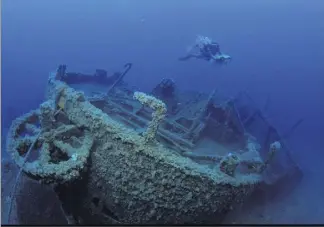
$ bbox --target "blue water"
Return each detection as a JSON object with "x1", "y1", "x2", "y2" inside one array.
[{"x1": 2, "y1": 0, "x2": 324, "y2": 224}]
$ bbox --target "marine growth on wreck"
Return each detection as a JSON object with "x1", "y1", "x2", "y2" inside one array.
[{"x1": 4, "y1": 64, "x2": 302, "y2": 225}]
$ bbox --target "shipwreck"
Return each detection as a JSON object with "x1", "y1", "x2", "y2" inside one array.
[{"x1": 5, "y1": 63, "x2": 303, "y2": 224}]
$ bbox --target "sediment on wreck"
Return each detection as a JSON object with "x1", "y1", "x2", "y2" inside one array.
[{"x1": 6, "y1": 71, "x2": 263, "y2": 225}]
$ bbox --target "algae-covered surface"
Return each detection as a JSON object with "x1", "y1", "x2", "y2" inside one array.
[{"x1": 3, "y1": 77, "x2": 264, "y2": 224}]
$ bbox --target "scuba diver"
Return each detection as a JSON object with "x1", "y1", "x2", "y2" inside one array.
[{"x1": 178, "y1": 35, "x2": 232, "y2": 64}]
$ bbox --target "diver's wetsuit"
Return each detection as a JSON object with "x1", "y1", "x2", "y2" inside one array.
[{"x1": 179, "y1": 42, "x2": 221, "y2": 61}]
